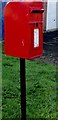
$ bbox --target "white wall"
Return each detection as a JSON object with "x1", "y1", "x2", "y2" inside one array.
[{"x1": 46, "y1": 0, "x2": 57, "y2": 31}]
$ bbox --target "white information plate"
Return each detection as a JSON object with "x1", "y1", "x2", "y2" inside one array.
[{"x1": 34, "y1": 29, "x2": 39, "y2": 48}]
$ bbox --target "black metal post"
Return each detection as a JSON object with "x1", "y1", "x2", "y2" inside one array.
[{"x1": 20, "y1": 58, "x2": 26, "y2": 120}]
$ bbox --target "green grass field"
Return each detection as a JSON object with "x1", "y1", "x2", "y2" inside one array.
[
  {"x1": 2, "y1": 46, "x2": 57, "y2": 119},
  {"x1": 0, "y1": 42, "x2": 2, "y2": 120}
]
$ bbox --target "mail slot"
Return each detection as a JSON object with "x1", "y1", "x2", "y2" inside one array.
[{"x1": 4, "y1": 2, "x2": 44, "y2": 59}]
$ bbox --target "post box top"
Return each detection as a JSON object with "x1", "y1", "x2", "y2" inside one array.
[
  {"x1": 5, "y1": 1, "x2": 43, "y2": 6},
  {"x1": 5, "y1": 1, "x2": 44, "y2": 11}
]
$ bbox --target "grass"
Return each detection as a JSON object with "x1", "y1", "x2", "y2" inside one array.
[
  {"x1": 0, "y1": 42, "x2": 2, "y2": 120},
  {"x1": 2, "y1": 45, "x2": 57, "y2": 120}
]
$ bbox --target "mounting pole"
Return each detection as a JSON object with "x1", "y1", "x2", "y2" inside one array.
[{"x1": 20, "y1": 58, "x2": 26, "y2": 120}]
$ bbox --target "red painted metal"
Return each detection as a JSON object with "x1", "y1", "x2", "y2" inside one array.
[{"x1": 4, "y1": 2, "x2": 44, "y2": 59}]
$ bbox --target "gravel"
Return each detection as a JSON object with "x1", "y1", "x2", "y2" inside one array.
[{"x1": 37, "y1": 50, "x2": 58, "y2": 65}]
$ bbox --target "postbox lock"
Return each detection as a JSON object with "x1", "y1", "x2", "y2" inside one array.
[{"x1": 36, "y1": 23, "x2": 38, "y2": 27}]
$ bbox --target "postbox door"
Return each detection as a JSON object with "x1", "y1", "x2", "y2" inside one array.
[{"x1": 29, "y1": 6, "x2": 44, "y2": 58}]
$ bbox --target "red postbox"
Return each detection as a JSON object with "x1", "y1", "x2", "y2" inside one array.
[{"x1": 4, "y1": 2, "x2": 44, "y2": 59}]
